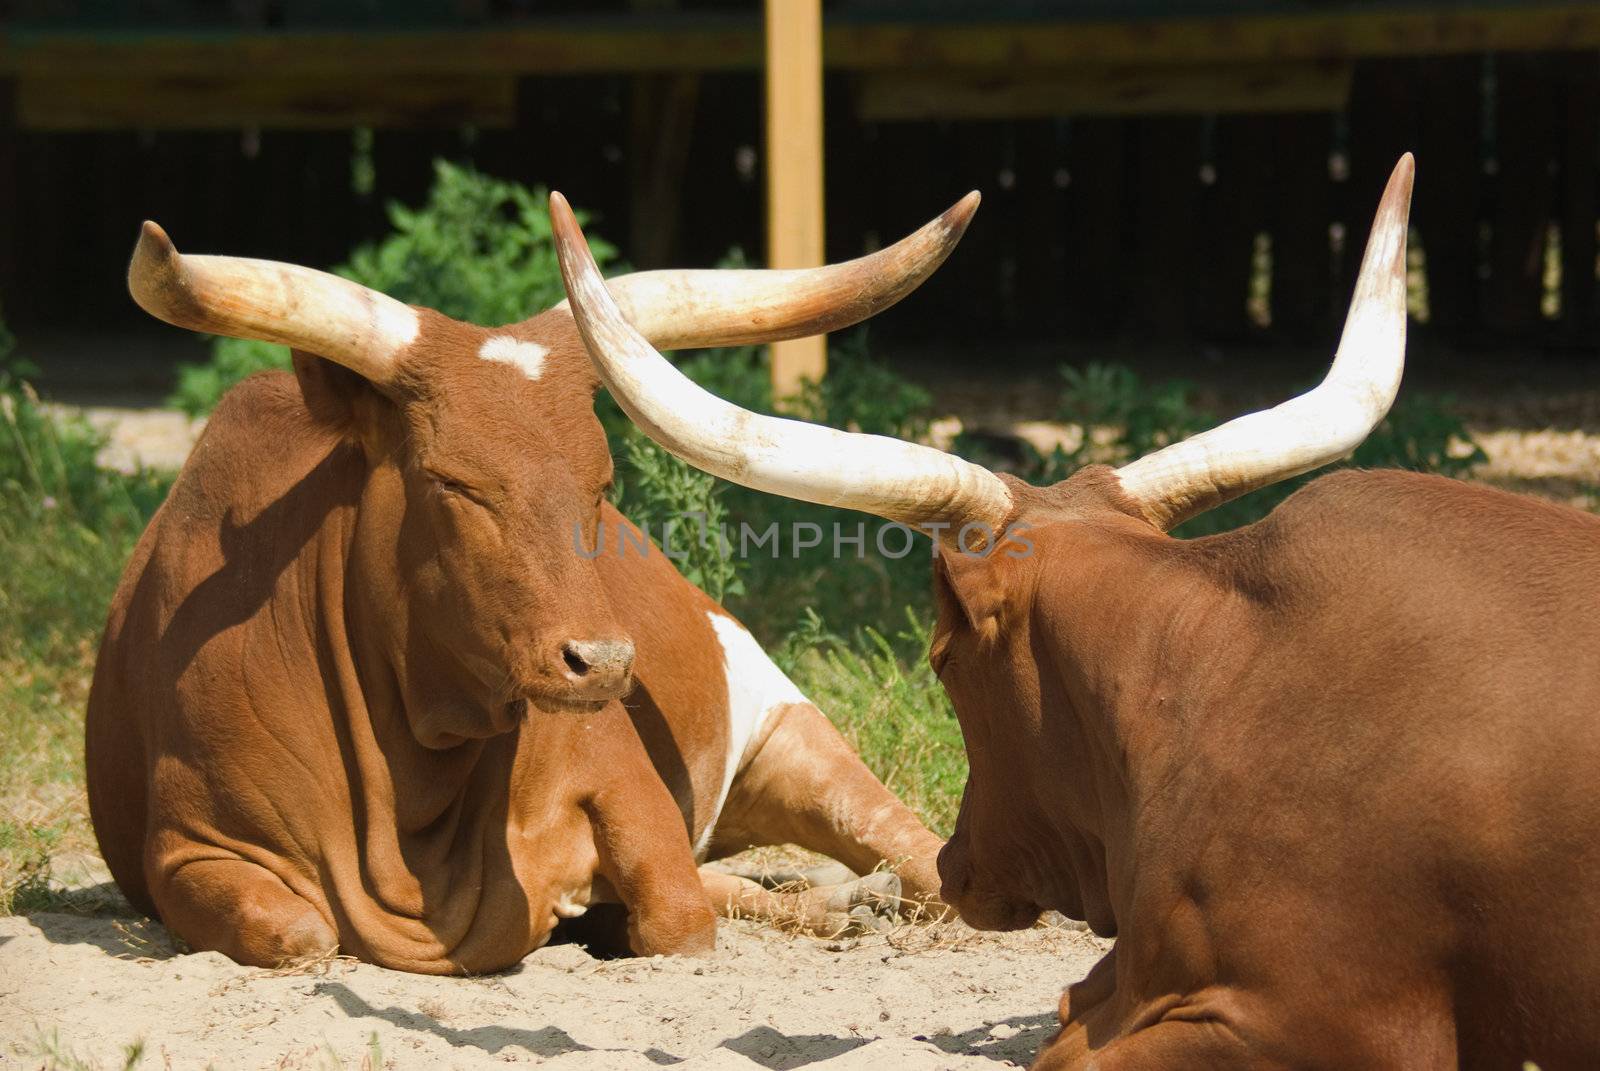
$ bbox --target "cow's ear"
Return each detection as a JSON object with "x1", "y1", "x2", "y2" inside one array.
[
  {"x1": 293, "y1": 351, "x2": 381, "y2": 428},
  {"x1": 933, "y1": 542, "x2": 1018, "y2": 647}
]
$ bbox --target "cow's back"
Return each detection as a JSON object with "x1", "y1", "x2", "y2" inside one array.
[{"x1": 1201, "y1": 469, "x2": 1600, "y2": 1060}]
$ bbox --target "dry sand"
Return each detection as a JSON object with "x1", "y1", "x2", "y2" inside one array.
[{"x1": 0, "y1": 904, "x2": 1108, "y2": 1070}]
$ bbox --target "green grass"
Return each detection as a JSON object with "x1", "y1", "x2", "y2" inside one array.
[
  {"x1": 779, "y1": 610, "x2": 967, "y2": 837},
  {"x1": 0, "y1": 364, "x2": 169, "y2": 914},
  {"x1": 23, "y1": 1028, "x2": 147, "y2": 1071}
]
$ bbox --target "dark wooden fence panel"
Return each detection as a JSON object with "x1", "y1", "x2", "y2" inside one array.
[{"x1": 4, "y1": 53, "x2": 1598, "y2": 363}]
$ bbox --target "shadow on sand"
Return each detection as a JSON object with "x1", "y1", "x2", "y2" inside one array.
[{"x1": 316, "y1": 981, "x2": 684, "y2": 1065}]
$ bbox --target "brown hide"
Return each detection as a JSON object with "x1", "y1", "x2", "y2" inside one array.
[
  {"x1": 933, "y1": 467, "x2": 1600, "y2": 1067},
  {"x1": 88, "y1": 312, "x2": 757, "y2": 971}
]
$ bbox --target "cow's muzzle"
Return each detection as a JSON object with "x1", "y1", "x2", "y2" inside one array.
[
  {"x1": 938, "y1": 837, "x2": 1042, "y2": 932},
  {"x1": 558, "y1": 638, "x2": 635, "y2": 700}
]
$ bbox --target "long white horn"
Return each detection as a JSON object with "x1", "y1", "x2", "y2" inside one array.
[
  {"x1": 1115, "y1": 153, "x2": 1415, "y2": 531},
  {"x1": 128, "y1": 221, "x2": 419, "y2": 385},
  {"x1": 551, "y1": 192, "x2": 1015, "y2": 538},
  {"x1": 553, "y1": 193, "x2": 980, "y2": 350}
]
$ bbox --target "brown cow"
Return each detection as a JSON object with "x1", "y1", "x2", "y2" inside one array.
[
  {"x1": 556, "y1": 156, "x2": 1600, "y2": 1068},
  {"x1": 85, "y1": 200, "x2": 977, "y2": 973}
]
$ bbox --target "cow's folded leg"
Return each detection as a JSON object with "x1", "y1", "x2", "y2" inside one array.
[
  {"x1": 698, "y1": 868, "x2": 900, "y2": 934},
  {"x1": 585, "y1": 767, "x2": 718, "y2": 957},
  {"x1": 155, "y1": 856, "x2": 336, "y2": 968},
  {"x1": 1036, "y1": 991, "x2": 1452, "y2": 1071},
  {"x1": 1032, "y1": 1020, "x2": 1265, "y2": 1071},
  {"x1": 711, "y1": 700, "x2": 946, "y2": 908}
]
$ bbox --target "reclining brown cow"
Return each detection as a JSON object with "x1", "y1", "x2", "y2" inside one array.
[
  {"x1": 557, "y1": 155, "x2": 1600, "y2": 1068},
  {"x1": 84, "y1": 203, "x2": 976, "y2": 972}
]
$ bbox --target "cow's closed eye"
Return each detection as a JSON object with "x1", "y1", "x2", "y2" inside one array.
[{"x1": 427, "y1": 472, "x2": 487, "y2": 506}]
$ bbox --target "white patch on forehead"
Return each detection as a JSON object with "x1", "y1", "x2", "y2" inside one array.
[
  {"x1": 696, "y1": 612, "x2": 809, "y2": 858},
  {"x1": 478, "y1": 335, "x2": 549, "y2": 381}
]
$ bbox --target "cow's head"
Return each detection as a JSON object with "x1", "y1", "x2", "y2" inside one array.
[
  {"x1": 126, "y1": 195, "x2": 977, "y2": 747},
  {"x1": 553, "y1": 156, "x2": 1415, "y2": 930}
]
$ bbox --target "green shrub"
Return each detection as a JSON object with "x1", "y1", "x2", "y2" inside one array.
[
  {"x1": 792, "y1": 330, "x2": 933, "y2": 440},
  {"x1": 953, "y1": 359, "x2": 1485, "y2": 539},
  {"x1": 1, "y1": 358, "x2": 169, "y2": 666},
  {"x1": 614, "y1": 429, "x2": 745, "y2": 605},
  {"x1": 170, "y1": 160, "x2": 618, "y2": 416},
  {"x1": 1056, "y1": 361, "x2": 1208, "y2": 460}
]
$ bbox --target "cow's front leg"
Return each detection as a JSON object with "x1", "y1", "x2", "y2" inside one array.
[
  {"x1": 153, "y1": 854, "x2": 336, "y2": 967},
  {"x1": 709, "y1": 700, "x2": 946, "y2": 909},
  {"x1": 1035, "y1": 953, "x2": 1457, "y2": 1071},
  {"x1": 1034, "y1": 966, "x2": 1263, "y2": 1071},
  {"x1": 586, "y1": 753, "x2": 718, "y2": 956},
  {"x1": 1033, "y1": 1019, "x2": 1272, "y2": 1071}
]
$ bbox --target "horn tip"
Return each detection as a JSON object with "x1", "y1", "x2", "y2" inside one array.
[
  {"x1": 1384, "y1": 153, "x2": 1416, "y2": 208},
  {"x1": 129, "y1": 220, "x2": 181, "y2": 310},
  {"x1": 548, "y1": 191, "x2": 584, "y2": 248},
  {"x1": 939, "y1": 190, "x2": 982, "y2": 240},
  {"x1": 133, "y1": 220, "x2": 176, "y2": 261}
]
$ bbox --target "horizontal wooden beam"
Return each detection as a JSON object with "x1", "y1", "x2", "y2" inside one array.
[
  {"x1": 3, "y1": 7, "x2": 1598, "y2": 80},
  {"x1": 17, "y1": 75, "x2": 515, "y2": 131},
  {"x1": 860, "y1": 61, "x2": 1355, "y2": 121},
  {"x1": 0, "y1": 22, "x2": 761, "y2": 78},
  {"x1": 832, "y1": 7, "x2": 1600, "y2": 69}
]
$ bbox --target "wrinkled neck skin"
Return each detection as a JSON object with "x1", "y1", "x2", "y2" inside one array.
[
  {"x1": 936, "y1": 470, "x2": 1256, "y2": 939},
  {"x1": 308, "y1": 469, "x2": 492, "y2": 862},
  {"x1": 349, "y1": 455, "x2": 520, "y2": 754}
]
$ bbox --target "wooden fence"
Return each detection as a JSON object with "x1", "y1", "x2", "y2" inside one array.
[{"x1": 3, "y1": 47, "x2": 1597, "y2": 355}]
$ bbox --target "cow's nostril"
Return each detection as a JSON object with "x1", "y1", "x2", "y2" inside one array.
[
  {"x1": 560, "y1": 640, "x2": 635, "y2": 688},
  {"x1": 562, "y1": 644, "x2": 592, "y2": 677}
]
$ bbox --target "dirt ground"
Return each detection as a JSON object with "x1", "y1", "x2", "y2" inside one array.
[{"x1": 1, "y1": 894, "x2": 1109, "y2": 1071}]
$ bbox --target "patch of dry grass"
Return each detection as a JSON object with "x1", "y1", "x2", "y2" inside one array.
[{"x1": 0, "y1": 646, "x2": 99, "y2": 915}]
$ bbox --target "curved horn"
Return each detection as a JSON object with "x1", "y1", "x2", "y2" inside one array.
[
  {"x1": 127, "y1": 221, "x2": 420, "y2": 385},
  {"x1": 553, "y1": 192, "x2": 980, "y2": 350},
  {"x1": 1114, "y1": 153, "x2": 1415, "y2": 531},
  {"x1": 551, "y1": 192, "x2": 1014, "y2": 538}
]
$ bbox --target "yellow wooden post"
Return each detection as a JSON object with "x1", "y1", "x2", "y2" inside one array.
[{"x1": 764, "y1": 0, "x2": 826, "y2": 404}]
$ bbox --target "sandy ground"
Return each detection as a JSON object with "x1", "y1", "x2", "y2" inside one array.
[{"x1": 0, "y1": 898, "x2": 1108, "y2": 1071}]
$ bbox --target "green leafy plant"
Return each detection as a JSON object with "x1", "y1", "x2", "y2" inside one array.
[
  {"x1": 793, "y1": 330, "x2": 933, "y2": 440},
  {"x1": 1056, "y1": 361, "x2": 1208, "y2": 461},
  {"x1": 615, "y1": 429, "x2": 746, "y2": 605},
  {"x1": 170, "y1": 160, "x2": 618, "y2": 416}
]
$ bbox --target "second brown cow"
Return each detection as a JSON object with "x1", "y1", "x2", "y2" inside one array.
[{"x1": 559, "y1": 155, "x2": 1600, "y2": 1068}]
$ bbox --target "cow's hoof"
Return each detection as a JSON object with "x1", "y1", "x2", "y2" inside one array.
[{"x1": 818, "y1": 872, "x2": 902, "y2": 920}]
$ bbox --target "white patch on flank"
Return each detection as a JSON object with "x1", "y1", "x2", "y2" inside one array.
[
  {"x1": 478, "y1": 335, "x2": 548, "y2": 380},
  {"x1": 696, "y1": 612, "x2": 809, "y2": 857}
]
